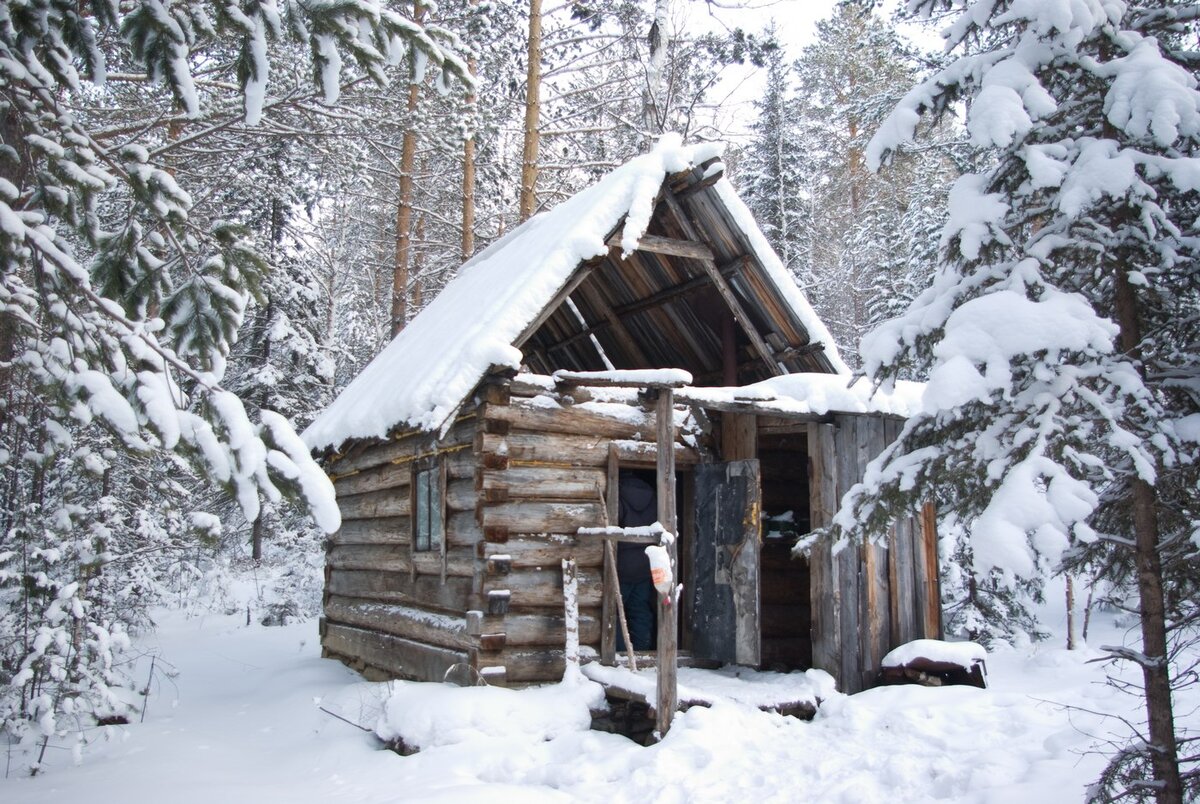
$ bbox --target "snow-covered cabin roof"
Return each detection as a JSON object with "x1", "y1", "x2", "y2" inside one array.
[{"x1": 304, "y1": 136, "x2": 847, "y2": 452}]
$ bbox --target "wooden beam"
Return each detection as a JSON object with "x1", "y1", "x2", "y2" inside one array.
[
  {"x1": 576, "y1": 527, "x2": 665, "y2": 545},
  {"x1": 610, "y1": 257, "x2": 747, "y2": 319},
  {"x1": 660, "y1": 191, "x2": 784, "y2": 376},
  {"x1": 615, "y1": 249, "x2": 711, "y2": 372},
  {"x1": 513, "y1": 259, "x2": 597, "y2": 349},
  {"x1": 571, "y1": 280, "x2": 654, "y2": 368},
  {"x1": 691, "y1": 342, "x2": 826, "y2": 385},
  {"x1": 553, "y1": 368, "x2": 691, "y2": 389},
  {"x1": 606, "y1": 230, "x2": 714, "y2": 261},
  {"x1": 674, "y1": 168, "x2": 724, "y2": 198},
  {"x1": 544, "y1": 319, "x2": 612, "y2": 354},
  {"x1": 667, "y1": 156, "x2": 722, "y2": 192},
  {"x1": 655, "y1": 388, "x2": 678, "y2": 737},
  {"x1": 562, "y1": 558, "x2": 580, "y2": 678}
]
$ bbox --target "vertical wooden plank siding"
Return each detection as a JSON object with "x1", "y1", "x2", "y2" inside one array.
[
  {"x1": 655, "y1": 388, "x2": 678, "y2": 735},
  {"x1": 808, "y1": 423, "x2": 840, "y2": 678},
  {"x1": 860, "y1": 417, "x2": 892, "y2": 690},
  {"x1": 833, "y1": 416, "x2": 861, "y2": 693},
  {"x1": 920, "y1": 501, "x2": 942, "y2": 638},
  {"x1": 883, "y1": 418, "x2": 919, "y2": 645}
]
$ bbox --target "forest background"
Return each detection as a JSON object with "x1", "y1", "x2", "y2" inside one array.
[{"x1": 1, "y1": 0, "x2": 1196, "y2": 800}]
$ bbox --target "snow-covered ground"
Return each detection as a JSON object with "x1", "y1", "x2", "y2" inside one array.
[{"x1": 2, "y1": 584, "x2": 1185, "y2": 803}]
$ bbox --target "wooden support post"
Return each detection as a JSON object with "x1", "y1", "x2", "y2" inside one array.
[
  {"x1": 655, "y1": 388, "x2": 678, "y2": 736},
  {"x1": 562, "y1": 558, "x2": 580, "y2": 681}
]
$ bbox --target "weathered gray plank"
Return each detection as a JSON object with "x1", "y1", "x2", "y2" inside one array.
[
  {"x1": 322, "y1": 622, "x2": 469, "y2": 682},
  {"x1": 483, "y1": 566, "x2": 602, "y2": 609},
  {"x1": 323, "y1": 596, "x2": 472, "y2": 650},
  {"x1": 326, "y1": 568, "x2": 475, "y2": 613},
  {"x1": 480, "y1": 501, "x2": 605, "y2": 534},
  {"x1": 331, "y1": 516, "x2": 409, "y2": 546},
  {"x1": 482, "y1": 534, "x2": 603, "y2": 569},
  {"x1": 808, "y1": 423, "x2": 840, "y2": 678},
  {"x1": 834, "y1": 416, "x2": 862, "y2": 693},
  {"x1": 479, "y1": 465, "x2": 606, "y2": 501}
]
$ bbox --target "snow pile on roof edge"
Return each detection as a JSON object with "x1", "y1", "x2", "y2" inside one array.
[{"x1": 679, "y1": 373, "x2": 924, "y2": 418}]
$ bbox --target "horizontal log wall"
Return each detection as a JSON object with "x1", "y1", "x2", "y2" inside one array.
[
  {"x1": 321, "y1": 415, "x2": 484, "y2": 682},
  {"x1": 320, "y1": 377, "x2": 709, "y2": 686},
  {"x1": 472, "y1": 381, "x2": 689, "y2": 684}
]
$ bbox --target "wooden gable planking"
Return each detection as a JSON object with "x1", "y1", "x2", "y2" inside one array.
[
  {"x1": 675, "y1": 182, "x2": 836, "y2": 375},
  {"x1": 521, "y1": 167, "x2": 840, "y2": 383}
]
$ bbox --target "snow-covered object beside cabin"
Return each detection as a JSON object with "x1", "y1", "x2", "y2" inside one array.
[
  {"x1": 882, "y1": 639, "x2": 987, "y2": 671},
  {"x1": 303, "y1": 136, "x2": 846, "y2": 452},
  {"x1": 580, "y1": 664, "x2": 837, "y2": 710},
  {"x1": 375, "y1": 679, "x2": 605, "y2": 751}
]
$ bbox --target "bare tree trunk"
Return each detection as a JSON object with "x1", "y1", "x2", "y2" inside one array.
[
  {"x1": 518, "y1": 0, "x2": 542, "y2": 222},
  {"x1": 1065, "y1": 573, "x2": 1082, "y2": 650},
  {"x1": 1113, "y1": 262, "x2": 1183, "y2": 803},
  {"x1": 251, "y1": 514, "x2": 264, "y2": 562},
  {"x1": 640, "y1": 0, "x2": 670, "y2": 150},
  {"x1": 1082, "y1": 580, "x2": 1094, "y2": 643},
  {"x1": 461, "y1": 2, "x2": 478, "y2": 261},
  {"x1": 393, "y1": 0, "x2": 425, "y2": 336},
  {"x1": 411, "y1": 213, "x2": 426, "y2": 312}
]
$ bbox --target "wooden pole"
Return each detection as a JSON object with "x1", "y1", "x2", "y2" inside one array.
[
  {"x1": 597, "y1": 450, "x2": 638, "y2": 671},
  {"x1": 601, "y1": 447, "x2": 619, "y2": 665},
  {"x1": 562, "y1": 558, "x2": 580, "y2": 682},
  {"x1": 655, "y1": 388, "x2": 678, "y2": 736}
]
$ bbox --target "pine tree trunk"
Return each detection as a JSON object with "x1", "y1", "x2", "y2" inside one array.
[
  {"x1": 1113, "y1": 261, "x2": 1183, "y2": 803},
  {"x1": 411, "y1": 214, "x2": 426, "y2": 312},
  {"x1": 393, "y1": 1, "x2": 424, "y2": 336},
  {"x1": 251, "y1": 506, "x2": 264, "y2": 561},
  {"x1": 518, "y1": 0, "x2": 542, "y2": 222},
  {"x1": 461, "y1": 1, "x2": 477, "y2": 261}
]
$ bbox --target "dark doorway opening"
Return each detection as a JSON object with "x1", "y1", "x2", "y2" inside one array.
[{"x1": 759, "y1": 430, "x2": 813, "y2": 671}]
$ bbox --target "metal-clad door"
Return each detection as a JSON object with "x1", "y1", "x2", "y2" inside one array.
[{"x1": 691, "y1": 459, "x2": 761, "y2": 666}]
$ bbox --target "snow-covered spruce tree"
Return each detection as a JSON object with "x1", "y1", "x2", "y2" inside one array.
[
  {"x1": 738, "y1": 23, "x2": 809, "y2": 279},
  {"x1": 837, "y1": 3, "x2": 1200, "y2": 800},
  {"x1": 939, "y1": 515, "x2": 1048, "y2": 648},
  {"x1": 0, "y1": 0, "x2": 470, "y2": 767},
  {"x1": 788, "y1": 3, "x2": 956, "y2": 368}
]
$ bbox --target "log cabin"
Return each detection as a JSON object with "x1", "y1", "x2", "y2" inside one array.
[{"x1": 303, "y1": 136, "x2": 941, "y2": 696}]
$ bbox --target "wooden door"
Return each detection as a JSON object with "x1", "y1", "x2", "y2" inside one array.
[{"x1": 691, "y1": 459, "x2": 761, "y2": 666}]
